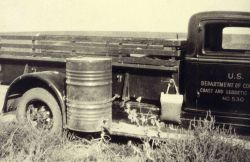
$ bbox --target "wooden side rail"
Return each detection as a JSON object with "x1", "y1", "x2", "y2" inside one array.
[
  {"x1": 0, "y1": 34, "x2": 187, "y2": 46},
  {"x1": 0, "y1": 34, "x2": 186, "y2": 57},
  {"x1": 0, "y1": 34, "x2": 183, "y2": 71},
  {"x1": 0, "y1": 43, "x2": 181, "y2": 57}
]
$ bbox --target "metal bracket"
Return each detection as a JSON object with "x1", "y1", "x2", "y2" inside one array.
[
  {"x1": 23, "y1": 64, "x2": 29, "y2": 74},
  {"x1": 121, "y1": 73, "x2": 130, "y2": 107}
]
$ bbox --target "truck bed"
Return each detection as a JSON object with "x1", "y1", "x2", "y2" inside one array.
[{"x1": 0, "y1": 33, "x2": 186, "y2": 71}]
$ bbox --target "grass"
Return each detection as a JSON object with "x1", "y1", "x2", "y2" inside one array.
[{"x1": 0, "y1": 114, "x2": 250, "y2": 162}]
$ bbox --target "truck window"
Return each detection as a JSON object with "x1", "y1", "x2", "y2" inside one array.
[
  {"x1": 222, "y1": 27, "x2": 250, "y2": 51},
  {"x1": 203, "y1": 23, "x2": 250, "y2": 55},
  {"x1": 204, "y1": 23, "x2": 223, "y2": 52}
]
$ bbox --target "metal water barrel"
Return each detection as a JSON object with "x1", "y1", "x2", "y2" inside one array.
[{"x1": 66, "y1": 56, "x2": 112, "y2": 132}]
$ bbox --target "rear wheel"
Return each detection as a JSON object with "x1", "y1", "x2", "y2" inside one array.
[{"x1": 16, "y1": 88, "x2": 62, "y2": 135}]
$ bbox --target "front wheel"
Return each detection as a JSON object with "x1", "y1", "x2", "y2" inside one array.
[{"x1": 16, "y1": 88, "x2": 62, "y2": 135}]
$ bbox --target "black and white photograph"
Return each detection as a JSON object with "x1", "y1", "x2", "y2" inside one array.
[{"x1": 0, "y1": 0, "x2": 250, "y2": 161}]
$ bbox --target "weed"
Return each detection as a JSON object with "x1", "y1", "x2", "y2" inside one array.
[{"x1": 0, "y1": 111, "x2": 250, "y2": 161}]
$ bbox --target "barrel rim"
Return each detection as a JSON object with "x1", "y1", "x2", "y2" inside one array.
[{"x1": 66, "y1": 56, "x2": 112, "y2": 62}]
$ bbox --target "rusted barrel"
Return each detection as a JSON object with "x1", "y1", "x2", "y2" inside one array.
[{"x1": 66, "y1": 56, "x2": 112, "y2": 132}]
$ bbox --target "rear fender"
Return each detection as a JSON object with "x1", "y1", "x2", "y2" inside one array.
[{"x1": 2, "y1": 71, "x2": 67, "y2": 126}]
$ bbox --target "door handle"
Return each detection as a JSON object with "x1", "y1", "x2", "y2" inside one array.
[
  {"x1": 197, "y1": 91, "x2": 201, "y2": 98},
  {"x1": 31, "y1": 67, "x2": 37, "y2": 72}
]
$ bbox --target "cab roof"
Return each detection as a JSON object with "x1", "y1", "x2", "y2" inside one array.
[
  {"x1": 190, "y1": 11, "x2": 250, "y2": 23},
  {"x1": 187, "y1": 11, "x2": 250, "y2": 55}
]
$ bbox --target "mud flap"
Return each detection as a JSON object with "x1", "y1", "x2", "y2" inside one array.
[{"x1": 160, "y1": 79, "x2": 183, "y2": 123}]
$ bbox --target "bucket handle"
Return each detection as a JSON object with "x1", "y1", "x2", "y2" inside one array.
[{"x1": 166, "y1": 79, "x2": 179, "y2": 94}]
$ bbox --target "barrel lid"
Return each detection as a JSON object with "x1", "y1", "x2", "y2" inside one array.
[{"x1": 66, "y1": 56, "x2": 112, "y2": 62}]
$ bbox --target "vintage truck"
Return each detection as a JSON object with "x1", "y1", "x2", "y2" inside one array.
[{"x1": 0, "y1": 11, "x2": 250, "y2": 137}]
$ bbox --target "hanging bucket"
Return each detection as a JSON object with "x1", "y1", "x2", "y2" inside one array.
[{"x1": 160, "y1": 79, "x2": 183, "y2": 123}]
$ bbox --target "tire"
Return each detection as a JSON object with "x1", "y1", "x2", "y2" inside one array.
[{"x1": 16, "y1": 88, "x2": 62, "y2": 135}]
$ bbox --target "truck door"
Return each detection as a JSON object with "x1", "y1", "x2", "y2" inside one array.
[
  {"x1": 197, "y1": 24, "x2": 250, "y2": 116},
  {"x1": 182, "y1": 57, "x2": 199, "y2": 111}
]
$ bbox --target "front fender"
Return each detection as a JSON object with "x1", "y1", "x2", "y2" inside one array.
[{"x1": 3, "y1": 71, "x2": 67, "y2": 126}]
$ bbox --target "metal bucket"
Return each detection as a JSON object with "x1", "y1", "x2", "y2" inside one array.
[
  {"x1": 66, "y1": 56, "x2": 112, "y2": 132},
  {"x1": 160, "y1": 79, "x2": 183, "y2": 123}
]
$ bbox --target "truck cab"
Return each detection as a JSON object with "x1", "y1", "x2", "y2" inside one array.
[{"x1": 183, "y1": 11, "x2": 250, "y2": 128}]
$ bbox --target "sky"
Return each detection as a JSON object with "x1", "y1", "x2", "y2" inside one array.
[{"x1": 0, "y1": 0, "x2": 249, "y2": 33}]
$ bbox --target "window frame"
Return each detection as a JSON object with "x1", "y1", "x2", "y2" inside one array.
[{"x1": 200, "y1": 20, "x2": 250, "y2": 58}]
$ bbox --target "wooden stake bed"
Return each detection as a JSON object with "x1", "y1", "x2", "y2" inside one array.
[{"x1": 0, "y1": 33, "x2": 185, "y2": 71}]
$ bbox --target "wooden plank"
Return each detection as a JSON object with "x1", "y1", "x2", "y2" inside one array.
[
  {"x1": 0, "y1": 53, "x2": 66, "y2": 62},
  {"x1": 66, "y1": 35, "x2": 186, "y2": 47},
  {"x1": 0, "y1": 34, "x2": 187, "y2": 47},
  {"x1": 107, "y1": 48, "x2": 169, "y2": 56},
  {"x1": 76, "y1": 47, "x2": 181, "y2": 57},
  {"x1": 112, "y1": 62, "x2": 178, "y2": 71},
  {"x1": 0, "y1": 35, "x2": 34, "y2": 40},
  {"x1": 1, "y1": 43, "x2": 181, "y2": 57},
  {"x1": 0, "y1": 51, "x2": 72, "y2": 58},
  {"x1": 37, "y1": 45, "x2": 180, "y2": 56},
  {"x1": 1, "y1": 43, "x2": 33, "y2": 48},
  {"x1": 35, "y1": 35, "x2": 168, "y2": 45},
  {"x1": 0, "y1": 51, "x2": 35, "y2": 56},
  {"x1": 112, "y1": 57, "x2": 178, "y2": 67},
  {"x1": 109, "y1": 121, "x2": 189, "y2": 140},
  {"x1": 0, "y1": 53, "x2": 179, "y2": 71},
  {"x1": 45, "y1": 42, "x2": 165, "y2": 49},
  {"x1": 109, "y1": 121, "x2": 250, "y2": 150}
]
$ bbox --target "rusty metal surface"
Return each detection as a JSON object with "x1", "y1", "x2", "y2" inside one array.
[{"x1": 66, "y1": 57, "x2": 112, "y2": 132}]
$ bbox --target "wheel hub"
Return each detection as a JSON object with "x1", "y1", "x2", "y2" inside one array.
[{"x1": 26, "y1": 101, "x2": 53, "y2": 131}]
